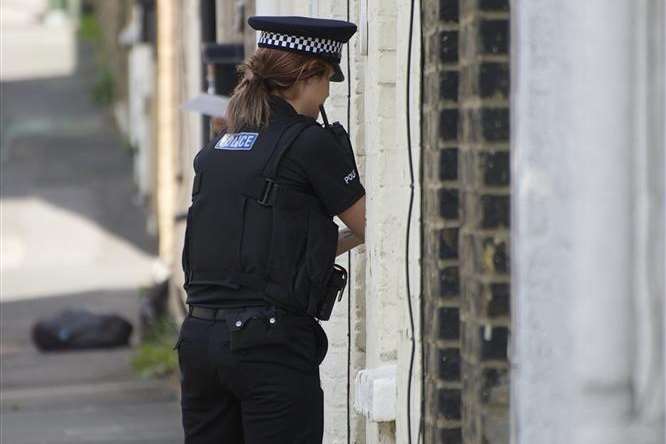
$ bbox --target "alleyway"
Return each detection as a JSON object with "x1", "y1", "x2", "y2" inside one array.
[{"x1": 0, "y1": 5, "x2": 183, "y2": 443}]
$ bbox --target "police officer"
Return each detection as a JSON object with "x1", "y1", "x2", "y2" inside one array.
[{"x1": 175, "y1": 16, "x2": 366, "y2": 444}]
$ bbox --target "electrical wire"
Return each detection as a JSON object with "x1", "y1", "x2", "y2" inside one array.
[
  {"x1": 346, "y1": 2, "x2": 352, "y2": 444},
  {"x1": 405, "y1": 0, "x2": 419, "y2": 442},
  {"x1": 417, "y1": 1, "x2": 426, "y2": 440},
  {"x1": 418, "y1": 1, "x2": 426, "y2": 439}
]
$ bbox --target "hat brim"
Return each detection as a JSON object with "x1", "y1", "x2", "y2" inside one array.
[{"x1": 330, "y1": 63, "x2": 344, "y2": 82}]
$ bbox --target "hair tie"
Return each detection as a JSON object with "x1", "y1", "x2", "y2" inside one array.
[
  {"x1": 246, "y1": 70, "x2": 271, "y2": 91},
  {"x1": 247, "y1": 70, "x2": 265, "y2": 82}
]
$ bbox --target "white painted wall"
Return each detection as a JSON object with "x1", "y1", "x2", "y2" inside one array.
[
  {"x1": 173, "y1": 0, "x2": 203, "y2": 308},
  {"x1": 511, "y1": 0, "x2": 665, "y2": 443},
  {"x1": 179, "y1": 2, "x2": 203, "y2": 169},
  {"x1": 128, "y1": 44, "x2": 155, "y2": 200},
  {"x1": 121, "y1": 4, "x2": 156, "y2": 206},
  {"x1": 254, "y1": 0, "x2": 308, "y2": 17}
]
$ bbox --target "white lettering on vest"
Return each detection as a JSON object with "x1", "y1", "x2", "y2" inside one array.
[
  {"x1": 344, "y1": 169, "x2": 357, "y2": 184},
  {"x1": 214, "y1": 132, "x2": 259, "y2": 151}
]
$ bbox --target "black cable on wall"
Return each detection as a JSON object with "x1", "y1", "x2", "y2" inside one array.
[
  {"x1": 346, "y1": 1, "x2": 352, "y2": 443},
  {"x1": 405, "y1": 0, "x2": 419, "y2": 442}
]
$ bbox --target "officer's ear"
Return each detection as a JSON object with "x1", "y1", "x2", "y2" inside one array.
[{"x1": 301, "y1": 75, "x2": 325, "y2": 92}]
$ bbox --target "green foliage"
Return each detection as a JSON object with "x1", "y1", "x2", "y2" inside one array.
[
  {"x1": 78, "y1": 13, "x2": 102, "y2": 44},
  {"x1": 91, "y1": 67, "x2": 115, "y2": 106},
  {"x1": 79, "y1": 11, "x2": 116, "y2": 107},
  {"x1": 131, "y1": 316, "x2": 180, "y2": 379}
]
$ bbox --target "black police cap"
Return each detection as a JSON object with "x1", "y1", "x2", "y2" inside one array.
[{"x1": 248, "y1": 16, "x2": 357, "y2": 82}]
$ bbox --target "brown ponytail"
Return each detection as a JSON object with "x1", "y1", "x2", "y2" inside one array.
[{"x1": 225, "y1": 47, "x2": 332, "y2": 132}]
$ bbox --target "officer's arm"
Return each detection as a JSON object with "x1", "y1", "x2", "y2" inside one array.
[{"x1": 336, "y1": 196, "x2": 366, "y2": 256}]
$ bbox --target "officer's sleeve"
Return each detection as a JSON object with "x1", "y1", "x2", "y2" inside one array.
[{"x1": 294, "y1": 125, "x2": 365, "y2": 217}]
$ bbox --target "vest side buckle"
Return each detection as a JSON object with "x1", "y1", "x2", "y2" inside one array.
[{"x1": 257, "y1": 178, "x2": 277, "y2": 206}]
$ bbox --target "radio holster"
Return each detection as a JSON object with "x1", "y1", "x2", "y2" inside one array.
[{"x1": 316, "y1": 264, "x2": 348, "y2": 321}]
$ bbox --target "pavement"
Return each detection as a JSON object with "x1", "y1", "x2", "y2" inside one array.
[{"x1": 1, "y1": 6, "x2": 183, "y2": 444}]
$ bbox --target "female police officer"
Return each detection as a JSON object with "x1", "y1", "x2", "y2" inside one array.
[{"x1": 175, "y1": 16, "x2": 366, "y2": 444}]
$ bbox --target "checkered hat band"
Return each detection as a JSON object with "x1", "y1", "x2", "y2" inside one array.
[{"x1": 258, "y1": 31, "x2": 343, "y2": 61}]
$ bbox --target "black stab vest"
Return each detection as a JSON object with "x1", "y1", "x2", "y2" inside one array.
[{"x1": 182, "y1": 115, "x2": 340, "y2": 317}]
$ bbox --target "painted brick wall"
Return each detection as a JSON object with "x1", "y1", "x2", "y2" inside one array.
[
  {"x1": 361, "y1": 0, "x2": 401, "y2": 441},
  {"x1": 421, "y1": 0, "x2": 510, "y2": 443},
  {"x1": 171, "y1": 0, "x2": 204, "y2": 314}
]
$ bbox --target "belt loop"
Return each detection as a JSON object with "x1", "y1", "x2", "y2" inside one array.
[{"x1": 187, "y1": 305, "x2": 194, "y2": 316}]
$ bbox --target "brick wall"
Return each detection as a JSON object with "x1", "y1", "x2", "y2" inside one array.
[{"x1": 421, "y1": 0, "x2": 510, "y2": 443}]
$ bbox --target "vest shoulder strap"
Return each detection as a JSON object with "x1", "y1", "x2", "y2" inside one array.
[
  {"x1": 243, "y1": 119, "x2": 318, "y2": 206},
  {"x1": 262, "y1": 119, "x2": 318, "y2": 180}
]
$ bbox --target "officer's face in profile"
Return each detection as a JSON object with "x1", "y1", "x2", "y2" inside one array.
[{"x1": 298, "y1": 65, "x2": 333, "y2": 119}]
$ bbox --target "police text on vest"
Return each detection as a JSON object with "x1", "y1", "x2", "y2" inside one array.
[{"x1": 215, "y1": 132, "x2": 259, "y2": 151}]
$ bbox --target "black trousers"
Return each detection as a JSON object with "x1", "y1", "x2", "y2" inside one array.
[{"x1": 174, "y1": 305, "x2": 329, "y2": 444}]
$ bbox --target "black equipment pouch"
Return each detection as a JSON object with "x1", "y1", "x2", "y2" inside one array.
[
  {"x1": 225, "y1": 306, "x2": 323, "y2": 371},
  {"x1": 226, "y1": 307, "x2": 287, "y2": 352},
  {"x1": 316, "y1": 264, "x2": 348, "y2": 321}
]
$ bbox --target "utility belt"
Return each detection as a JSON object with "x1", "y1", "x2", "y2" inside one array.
[
  {"x1": 184, "y1": 303, "x2": 329, "y2": 367},
  {"x1": 187, "y1": 304, "x2": 283, "y2": 323},
  {"x1": 186, "y1": 263, "x2": 348, "y2": 321}
]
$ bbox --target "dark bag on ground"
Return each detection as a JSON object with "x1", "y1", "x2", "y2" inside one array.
[{"x1": 31, "y1": 308, "x2": 133, "y2": 351}]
